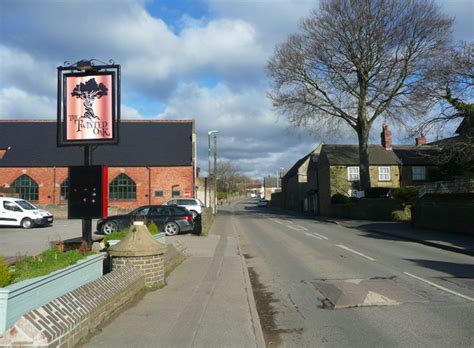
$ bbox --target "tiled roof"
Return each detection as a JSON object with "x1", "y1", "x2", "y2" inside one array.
[
  {"x1": 392, "y1": 145, "x2": 440, "y2": 166},
  {"x1": 0, "y1": 120, "x2": 193, "y2": 167},
  {"x1": 322, "y1": 144, "x2": 400, "y2": 165}
]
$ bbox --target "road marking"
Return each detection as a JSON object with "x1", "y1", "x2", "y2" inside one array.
[
  {"x1": 288, "y1": 225, "x2": 303, "y2": 231},
  {"x1": 403, "y1": 272, "x2": 474, "y2": 302},
  {"x1": 271, "y1": 219, "x2": 286, "y2": 225},
  {"x1": 295, "y1": 225, "x2": 308, "y2": 231},
  {"x1": 336, "y1": 245, "x2": 375, "y2": 261},
  {"x1": 305, "y1": 232, "x2": 322, "y2": 240},
  {"x1": 312, "y1": 232, "x2": 328, "y2": 240}
]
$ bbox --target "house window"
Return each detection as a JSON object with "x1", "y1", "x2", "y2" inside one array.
[
  {"x1": 412, "y1": 166, "x2": 426, "y2": 181},
  {"x1": 109, "y1": 174, "x2": 136, "y2": 200},
  {"x1": 155, "y1": 190, "x2": 164, "y2": 197},
  {"x1": 347, "y1": 167, "x2": 360, "y2": 181},
  {"x1": 60, "y1": 178, "x2": 69, "y2": 201},
  {"x1": 11, "y1": 175, "x2": 39, "y2": 201},
  {"x1": 172, "y1": 189, "x2": 181, "y2": 197},
  {"x1": 378, "y1": 167, "x2": 391, "y2": 181}
]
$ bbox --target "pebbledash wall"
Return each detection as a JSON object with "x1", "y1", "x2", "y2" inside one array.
[
  {"x1": 0, "y1": 120, "x2": 196, "y2": 210},
  {"x1": 0, "y1": 166, "x2": 193, "y2": 209}
]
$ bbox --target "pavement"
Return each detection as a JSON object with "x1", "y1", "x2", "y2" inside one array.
[
  {"x1": 319, "y1": 217, "x2": 474, "y2": 257},
  {"x1": 84, "y1": 213, "x2": 265, "y2": 348}
]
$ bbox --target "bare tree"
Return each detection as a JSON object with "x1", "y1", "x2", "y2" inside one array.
[
  {"x1": 267, "y1": 0, "x2": 452, "y2": 189},
  {"x1": 215, "y1": 161, "x2": 241, "y2": 195}
]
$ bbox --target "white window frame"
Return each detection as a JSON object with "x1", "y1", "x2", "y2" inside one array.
[
  {"x1": 412, "y1": 166, "x2": 426, "y2": 181},
  {"x1": 347, "y1": 166, "x2": 360, "y2": 181},
  {"x1": 378, "y1": 166, "x2": 391, "y2": 181}
]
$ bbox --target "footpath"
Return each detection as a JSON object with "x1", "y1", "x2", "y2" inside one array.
[
  {"x1": 84, "y1": 213, "x2": 265, "y2": 348},
  {"x1": 321, "y1": 217, "x2": 474, "y2": 257}
]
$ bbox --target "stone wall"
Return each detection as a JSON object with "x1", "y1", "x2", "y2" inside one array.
[
  {"x1": 331, "y1": 198, "x2": 404, "y2": 221},
  {"x1": 0, "y1": 265, "x2": 145, "y2": 348},
  {"x1": 413, "y1": 194, "x2": 474, "y2": 234},
  {"x1": 200, "y1": 207, "x2": 215, "y2": 236}
]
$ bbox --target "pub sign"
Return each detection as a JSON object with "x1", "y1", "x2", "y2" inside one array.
[{"x1": 57, "y1": 62, "x2": 120, "y2": 146}]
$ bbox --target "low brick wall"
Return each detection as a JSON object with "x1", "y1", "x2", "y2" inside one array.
[
  {"x1": 0, "y1": 265, "x2": 145, "y2": 347},
  {"x1": 113, "y1": 254, "x2": 164, "y2": 286},
  {"x1": 200, "y1": 207, "x2": 215, "y2": 236},
  {"x1": 331, "y1": 198, "x2": 404, "y2": 221},
  {"x1": 413, "y1": 194, "x2": 474, "y2": 234}
]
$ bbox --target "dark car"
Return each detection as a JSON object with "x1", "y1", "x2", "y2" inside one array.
[{"x1": 96, "y1": 205, "x2": 194, "y2": 236}]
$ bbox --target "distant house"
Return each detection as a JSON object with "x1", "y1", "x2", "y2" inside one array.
[{"x1": 263, "y1": 176, "x2": 278, "y2": 200}]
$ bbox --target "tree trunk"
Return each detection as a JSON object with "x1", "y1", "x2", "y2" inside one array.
[{"x1": 357, "y1": 127, "x2": 371, "y2": 190}]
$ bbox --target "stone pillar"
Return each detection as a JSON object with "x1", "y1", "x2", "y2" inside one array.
[{"x1": 109, "y1": 222, "x2": 167, "y2": 287}]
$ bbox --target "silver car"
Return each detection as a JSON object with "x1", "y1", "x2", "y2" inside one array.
[{"x1": 164, "y1": 198, "x2": 204, "y2": 219}]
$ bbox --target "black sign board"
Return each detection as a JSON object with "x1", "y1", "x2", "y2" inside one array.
[{"x1": 68, "y1": 166, "x2": 108, "y2": 219}]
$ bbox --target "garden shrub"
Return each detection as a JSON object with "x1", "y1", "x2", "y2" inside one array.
[
  {"x1": 331, "y1": 193, "x2": 351, "y2": 204},
  {"x1": 0, "y1": 256, "x2": 12, "y2": 287},
  {"x1": 392, "y1": 187, "x2": 419, "y2": 204},
  {"x1": 391, "y1": 205, "x2": 412, "y2": 221}
]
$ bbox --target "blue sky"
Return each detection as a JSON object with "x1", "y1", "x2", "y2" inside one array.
[{"x1": 0, "y1": 0, "x2": 473, "y2": 178}]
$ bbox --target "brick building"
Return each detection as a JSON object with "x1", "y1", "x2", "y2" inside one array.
[{"x1": 0, "y1": 120, "x2": 196, "y2": 210}]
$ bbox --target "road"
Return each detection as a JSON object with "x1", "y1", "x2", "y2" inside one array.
[{"x1": 227, "y1": 199, "x2": 474, "y2": 347}]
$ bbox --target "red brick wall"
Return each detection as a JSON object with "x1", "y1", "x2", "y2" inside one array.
[{"x1": 0, "y1": 166, "x2": 194, "y2": 209}]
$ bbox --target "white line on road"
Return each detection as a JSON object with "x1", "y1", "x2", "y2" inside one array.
[
  {"x1": 285, "y1": 219, "x2": 294, "y2": 224},
  {"x1": 403, "y1": 272, "x2": 474, "y2": 302},
  {"x1": 295, "y1": 225, "x2": 308, "y2": 231},
  {"x1": 287, "y1": 225, "x2": 303, "y2": 231},
  {"x1": 271, "y1": 219, "x2": 286, "y2": 225},
  {"x1": 312, "y1": 232, "x2": 328, "y2": 240},
  {"x1": 305, "y1": 232, "x2": 322, "y2": 240},
  {"x1": 336, "y1": 245, "x2": 376, "y2": 261}
]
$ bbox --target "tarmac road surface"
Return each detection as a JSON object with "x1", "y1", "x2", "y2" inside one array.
[{"x1": 230, "y1": 199, "x2": 474, "y2": 347}]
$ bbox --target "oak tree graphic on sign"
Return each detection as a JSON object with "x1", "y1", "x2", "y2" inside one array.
[{"x1": 70, "y1": 78, "x2": 108, "y2": 121}]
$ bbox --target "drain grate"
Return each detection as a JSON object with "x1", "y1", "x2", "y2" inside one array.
[{"x1": 313, "y1": 278, "x2": 422, "y2": 309}]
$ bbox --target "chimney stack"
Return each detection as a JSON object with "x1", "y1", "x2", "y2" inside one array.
[
  {"x1": 416, "y1": 133, "x2": 427, "y2": 146},
  {"x1": 381, "y1": 124, "x2": 392, "y2": 150}
]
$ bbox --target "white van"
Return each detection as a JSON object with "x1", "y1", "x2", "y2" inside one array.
[{"x1": 0, "y1": 197, "x2": 54, "y2": 228}]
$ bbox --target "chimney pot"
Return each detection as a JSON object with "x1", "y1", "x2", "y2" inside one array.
[
  {"x1": 416, "y1": 133, "x2": 427, "y2": 146},
  {"x1": 381, "y1": 124, "x2": 392, "y2": 150}
]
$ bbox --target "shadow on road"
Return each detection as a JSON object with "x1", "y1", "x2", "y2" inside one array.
[{"x1": 404, "y1": 259, "x2": 474, "y2": 278}]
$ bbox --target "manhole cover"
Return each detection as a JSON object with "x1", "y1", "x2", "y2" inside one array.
[{"x1": 313, "y1": 278, "x2": 422, "y2": 309}]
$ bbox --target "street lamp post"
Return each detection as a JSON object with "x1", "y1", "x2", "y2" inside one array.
[{"x1": 208, "y1": 130, "x2": 218, "y2": 213}]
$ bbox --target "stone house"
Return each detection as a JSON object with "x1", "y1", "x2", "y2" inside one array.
[
  {"x1": 316, "y1": 144, "x2": 401, "y2": 216},
  {"x1": 279, "y1": 144, "x2": 323, "y2": 211},
  {"x1": 0, "y1": 120, "x2": 196, "y2": 210}
]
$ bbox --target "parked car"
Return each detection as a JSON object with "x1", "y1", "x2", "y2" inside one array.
[
  {"x1": 0, "y1": 197, "x2": 54, "y2": 228},
  {"x1": 257, "y1": 198, "x2": 269, "y2": 207},
  {"x1": 163, "y1": 198, "x2": 204, "y2": 219},
  {"x1": 96, "y1": 205, "x2": 194, "y2": 236}
]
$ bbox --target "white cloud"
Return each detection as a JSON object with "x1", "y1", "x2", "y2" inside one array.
[
  {"x1": 157, "y1": 82, "x2": 319, "y2": 176},
  {"x1": 0, "y1": 87, "x2": 56, "y2": 119}
]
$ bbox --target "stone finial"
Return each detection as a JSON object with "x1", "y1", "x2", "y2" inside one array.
[
  {"x1": 381, "y1": 124, "x2": 392, "y2": 150},
  {"x1": 109, "y1": 222, "x2": 166, "y2": 257}
]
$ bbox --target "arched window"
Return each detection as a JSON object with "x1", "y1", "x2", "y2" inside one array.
[
  {"x1": 11, "y1": 175, "x2": 39, "y2": 201},
  {"x1": 109, "y1": 174, "x2": 136, "y2": 200},
  {"x1": 60, "y1": 178, "x2": 69, "y2": 201}
]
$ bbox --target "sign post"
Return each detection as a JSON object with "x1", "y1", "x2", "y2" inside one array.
[{"x1": 57, "y1": 59, "x2": 120, "y2": 249}]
